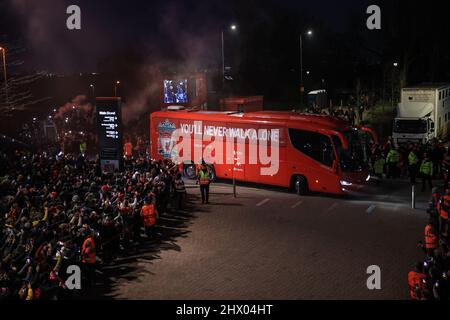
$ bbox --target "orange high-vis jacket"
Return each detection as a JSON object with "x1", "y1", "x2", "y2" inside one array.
[
  {"x1": 408, "y1": 271, "x2": 426, "y2": 300},
  {"x1": 439, "y1": 195, "x2": 450, "y2": 220},
  {"x1": 424, "y1": 224, "x2": 438, "y2": 250},
  {"x1": 81, "y1": 236, "x2": 96, "y2": 264},
  {"x1": 141, "y1": 204, "x2": 157, "y2": 227}
]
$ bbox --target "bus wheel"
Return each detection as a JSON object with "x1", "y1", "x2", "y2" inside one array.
[
  {"x1": 184, "y1": 164, "x2": 197, "y2": 180},
  {"x1": 293, "y1": 175, "x2": 308, "y2": 195}
]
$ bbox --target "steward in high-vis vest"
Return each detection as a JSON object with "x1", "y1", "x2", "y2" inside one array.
[
  {"x1": 408, "y1": 262, "x2": 428, "y2": 300},
  {"x1": 420, "y1": 155, "x2": 433, "y2": 192},
  {"x1": 197, "y1": 165, "x2": 211, "y2": 204},
  {"x1": 408, "y1": 150, "x2": 419, "y2": 185},
  {"x1": 196, "y1": 162, "x2": 204, "y2": 177},
  {"x1": 80, "y1": 141, "x2": 87, "y2": 156},
  {"x1": 438, "y1": 189, "x2": 450, "y2": 234},
  {"x1": 424, "y1": 223, "x2": 438, "y2": 255},
  {"x1": 81, "y1": 230, "x2": 96, "y2": 287},
  {"x1": 386, "y1": 148, "x2": 400, "y2": 179},
  {"x1": 141, "y1": 197, "x2": 159, "y2": 238}
]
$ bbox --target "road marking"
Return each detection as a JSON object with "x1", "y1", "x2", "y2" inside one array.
[
  {"x1": 291, "y1": 200, "x2": 304, "y2": 209},
  {"x1": 327, "y1": 202, "x2": 339, "y2": 212},
  {"x1": 366, "y1": 204, "x2": 377, "y2": 214},
  {"x1": 256, "y1": 198, "x2": 271, "y2": 207}
]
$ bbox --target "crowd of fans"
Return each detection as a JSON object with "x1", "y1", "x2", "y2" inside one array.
[
  {"x1": 394, "y1": 139, "x2": 450, "y2": 300},
  {"x1": 367, "y1": 138, "x2": 450, "y2": 192},
  {"x1": 408, "y1": 181, "x2": 450, "y2": 300},
  {"x1": 305, "y1": 105, "x2": 366, "y2": 126},
  {"x1": 362, "y1": 136, "x2": 450, "y2": 300},
  {"x1": 0, "y1": 149, "x2": 186, "y2": 300}
]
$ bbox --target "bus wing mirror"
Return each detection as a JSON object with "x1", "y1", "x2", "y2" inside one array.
[
  {"x1": 357, "y1": 126, "x2": 378, "y2": 144},
  {"x1": 335, "y1": 132, "x2": 348, "y2": 150},
  {"x1": 332, "y1": 160, "x2": 339, "y2": 173}
]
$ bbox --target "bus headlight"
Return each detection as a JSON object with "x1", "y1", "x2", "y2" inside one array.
[{"x1": 340, "y1": 180, "x2": 353, "y2": 186}]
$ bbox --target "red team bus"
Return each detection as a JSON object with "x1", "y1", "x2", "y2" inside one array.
[{"x1": 150, "y1": 109, "x2": 377, "y2": 195}]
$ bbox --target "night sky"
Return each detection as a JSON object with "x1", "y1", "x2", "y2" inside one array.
[
  {"x1": 1, "y1": 0, "x2": 373, "y2": 73},
  {"x1": 2, "y1": 0, "x2": 450, "y2": 122}
]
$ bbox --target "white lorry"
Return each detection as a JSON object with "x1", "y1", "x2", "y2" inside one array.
[{"x1": 393, "y1": 83, "x2": 450, "y2": 146}]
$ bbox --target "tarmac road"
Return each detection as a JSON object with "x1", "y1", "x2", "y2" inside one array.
[{"x1": 97, "y1": 178, "x2": 432, "y2": 300}]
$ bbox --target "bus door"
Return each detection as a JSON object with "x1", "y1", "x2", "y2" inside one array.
[
  {"x1": 357, "y1": 126, "x2": 378, "y2": 162},
  {"x1": 357, "y1": 131, "x2": 370, "y2": 164}
]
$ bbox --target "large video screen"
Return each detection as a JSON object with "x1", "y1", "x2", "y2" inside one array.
[{"x1": 164, "y1": 79, "x2": 188, "y2": 104}]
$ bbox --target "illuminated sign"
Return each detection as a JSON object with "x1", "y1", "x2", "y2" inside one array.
[
  {"x1": 98, "y1": 110, "x2": 120, "y2": 140},
  {"x1": 96, "y1": 98, "x2": 123, "y2": 171}
]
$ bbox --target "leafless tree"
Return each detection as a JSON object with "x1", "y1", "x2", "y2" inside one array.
[{"x1": 0, "y1": 39, "x2": 50, "y2": 117}]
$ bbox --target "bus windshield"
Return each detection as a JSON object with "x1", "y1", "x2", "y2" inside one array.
[
  {"x1": 332, "y1": 131, "x2": 368, "y2": 173},
  {"x1": 288, "y1": 129, "x2": 335, "y2": 168},
  {"x1": 393, "y1": 119, "x2": 427, "y2": 134}
]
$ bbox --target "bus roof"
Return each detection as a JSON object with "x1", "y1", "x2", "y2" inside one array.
[{"x1": 151, "y1": 110, "x2": 353, "y2": 132}]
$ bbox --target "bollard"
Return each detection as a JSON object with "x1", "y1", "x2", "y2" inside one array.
[{"x1": 411, "y1": 184, "x2": 416, "y2": 209}]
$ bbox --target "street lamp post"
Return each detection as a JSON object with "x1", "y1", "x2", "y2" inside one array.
[
  {"x1": 221, "y1": 31, "x2": 225, "y2": 86},
  {"x1": 221, "y1": 24, "x2": 238, "y2": 195},
  {"x1": 114, "y1": 81, "x2": 120, "y2": 97},
  {"x1": 0, "y1": 46, "x2": 8, "y2": 103},
  {"x1": 392, "y1": 62, "x2": 398, "y2": 108},
  {"x1": 300, "y1": 35, "x2": 303, "y2": 107},
  {"x1": 300, "y1": 29, "x2": 313, "y2": 110},
  {"x1": 89, "y1": 84, "x2": 95, "y2": 98},
  {"x1": 221, "y1": 24, "x2": 237, "y2": 87}
]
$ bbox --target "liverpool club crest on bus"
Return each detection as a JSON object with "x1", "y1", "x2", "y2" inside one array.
[{"x1": 157, "y1": 119, "x2": 177, "y2": 158}]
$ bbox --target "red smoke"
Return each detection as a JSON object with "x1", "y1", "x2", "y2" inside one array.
[{"x1": 54, "y1": 95, "x2": 94, "y2": 122}]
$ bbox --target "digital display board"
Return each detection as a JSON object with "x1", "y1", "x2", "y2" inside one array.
[
  {"x1": 96, "y1": 98, "x2": 123, "y2": 172},
  {"x1": 98, "y1": 110, "x2": 120, "y2": 143}
]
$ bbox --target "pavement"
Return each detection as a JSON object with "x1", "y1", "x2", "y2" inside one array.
[{"x1": 89, "y1": 177, "x2": 436, "y2": 300}]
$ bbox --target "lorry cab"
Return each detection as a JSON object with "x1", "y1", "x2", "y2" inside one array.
[{"x1": 392, "y1": 117, "x2": 434, "y2": 146}]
